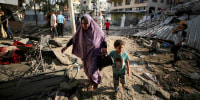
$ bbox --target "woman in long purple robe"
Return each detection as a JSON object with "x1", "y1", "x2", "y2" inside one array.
[{"x1": 61, "y1": 14, "x2": 107, "y2": 91}]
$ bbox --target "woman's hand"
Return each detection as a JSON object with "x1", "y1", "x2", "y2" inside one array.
[
  {"x1": 61, "y1": 47, "x2": 67, "y2": 53},
  {"x1": 101, "y1": 47, "x2": 107, "y2": 54}
]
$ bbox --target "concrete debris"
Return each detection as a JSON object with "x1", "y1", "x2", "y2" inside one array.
[
  {"x1": 130, "y1": 63, "x2": 138, "y2": 68},
  {"x1": 189, "y1": 73, "x2": 200, "y2": 80},
  {"x1": 69, "y1": 94, "x2": 78, "y2": 100},
  {"x1": 131, "y1": 51, "x2": 142, "y2": 58},
  {"x1": 143, "y1": 80, "x2": 170, "y2": 99},
  {"x1": 49, "y1": 39, "x2": 62, "y2": 47},
  {"x1": 137, "y1": 68, "x2": 143, "y2": 72},
  {"x1": 143, "y1": 73, "x2": 158, "y2": 83},
  {"x1": 0, "y1": 69, "x2": 67, "y2": 99},
  {"x1": 146, "y1": 64, "x2": 155, "y2": 72},
  {"x1": 19, "y1": 38, "x2": 30, "y2": 44},
  {"x1": 152, "y1": 97, "x2": 157, "y2": 100},
  {"x1": 52, "y1": 48, "x2": 77, "y2": 65},
  {"x1": 40, "y1": 35, "x2": 51, "y2": 47},
  {"x1": 143, "y1": 80, "x2": 157, "y2": 95},
  {"x1": 132, "y1": 72, "x2": 170, "y2": 99},
  {"x1": 183, "y1": 93, "x2": 200, "y2": 100}
]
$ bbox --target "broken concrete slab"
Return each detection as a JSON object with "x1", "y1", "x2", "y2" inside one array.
[
  {"x1": 49, "y1": 39, "x2": 62, "y2": 47},
  {"x1": 132, "y1": 72, "x2": 170, "y2": 99},
  {"x1": 19, "y1": 38, "x2": 29, "y2": 44},
  {"x1": 183, "y1": 93, "x2": 200, "y2": 100},
  {"x1": 51, "y1": 48, "x2": 77, "y2": 65},
  {"x1": 0, "y1": 69, "x2": 68, "y2": 100}
]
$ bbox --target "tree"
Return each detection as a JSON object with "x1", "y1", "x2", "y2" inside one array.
[{"x1": 111, "y1": 0, "x2": 123, "y2": 3}]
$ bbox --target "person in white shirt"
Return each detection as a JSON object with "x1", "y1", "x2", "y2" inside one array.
[
  {"x1": 50, "y1": 10, "x2": 58, "y2": 38},
  {"x1": 171, "y1": 23, "x2": 187, "y2": 62},
  {"x1": 96, "y1": 12, "x2": 104, "y2": 29}
]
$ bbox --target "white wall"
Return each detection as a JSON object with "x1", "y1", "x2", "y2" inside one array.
[{"x1": 0, "y1": 0, "x2": 18, "y2": 5}]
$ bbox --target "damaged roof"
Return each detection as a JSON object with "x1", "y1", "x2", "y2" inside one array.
[{"x1": 133, "y1": 16, "x2": 200, "y2": 51}]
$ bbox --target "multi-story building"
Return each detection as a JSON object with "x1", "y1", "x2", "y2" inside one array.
[
  {"x1": 107, "y1": 0, "x2": 175, "y2": 13},
  {"x1": 107, "y1": 0, "x2": 184, "y2": 25},
  {"x1": 80, "y1": 0, "x2": 110, "y2": 16}
]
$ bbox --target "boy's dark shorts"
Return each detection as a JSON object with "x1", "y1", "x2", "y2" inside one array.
[{"x1": 106, "y1": 28, "x2": 109, "y2": 30}]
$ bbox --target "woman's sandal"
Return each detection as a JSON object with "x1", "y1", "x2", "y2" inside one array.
[{"x1": 93, "y1": 83, "x2": 98, "y2": 90}]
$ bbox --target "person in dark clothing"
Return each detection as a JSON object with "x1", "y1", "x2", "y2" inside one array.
[
  {"x1": 0, "y1": 11, "x2": 13, "y2": 39},
  {"x1": 56, "y1": 11, "x2": 65, "y2": 37},
  {"x1": 46, "y1": 12, "x2": 51, "y2": 27},
  {"x1": 171, "y1": 23, "x2": 187, "y2": 62},
  {"x1": 75, "y1": 17, "x2": 80, "y2": 30}
]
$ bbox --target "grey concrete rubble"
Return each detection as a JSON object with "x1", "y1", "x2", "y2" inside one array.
[{"x1": 132, "y1": 72, "x2": 170, "y2": 99}]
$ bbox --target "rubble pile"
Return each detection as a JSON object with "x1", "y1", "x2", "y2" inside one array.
[
  {"x1": 0, "y1": 35, "x2": 83, "y2": 99},
  {"x1": 173, "y1": 0, "x2": 200, "y2": 15}
]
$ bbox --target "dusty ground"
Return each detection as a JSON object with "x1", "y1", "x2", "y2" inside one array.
[
  {"x1": 57, "y1": 30, "x2": 200, "y2": 100},
  {"x1": 0, "y1": 29, "x2": 200, "y2": 100}
]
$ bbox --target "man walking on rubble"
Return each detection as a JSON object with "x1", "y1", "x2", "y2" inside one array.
[
  {"x1": 171, "y1": 23, "x2": 187, "y2": 63},
  {"x1": 57, "y1": 11, "x2": 65, "y2": 37},
  {"x1": 50, "y1": 10, "x2": 58, "y2": 39},
  {"x1": 0, "y1": 11, "x2": 14, "y2": 39},
  {"x1": 96, "y1": 12, "x2": 104, "y2": 29}
]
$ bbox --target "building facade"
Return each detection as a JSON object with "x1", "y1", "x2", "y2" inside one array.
[{"x1": 108, "y1": 0, "x2": 174, "y2": 13}]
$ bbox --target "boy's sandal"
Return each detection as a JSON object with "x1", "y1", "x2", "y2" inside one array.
[
  {"x1": 88, "y1": 85, "x2": 94, "y2": 91},
  {"x1": 124, "y1": 86, "x2": 130, "y2": 91},
  {"x1": 113, "y1": 92, "x2": 117, "y2": 99}
]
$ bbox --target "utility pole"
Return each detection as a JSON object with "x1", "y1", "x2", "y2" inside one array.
[{"x1": 69, "y1": 0, "x2": 76, "y2": 34}]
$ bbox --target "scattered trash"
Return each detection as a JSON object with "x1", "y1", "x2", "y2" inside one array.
[
  {"x1": 130, "y1": 64, "x2": 138, "y2": 68},
  {"x1": 131, "y1": 51, "x2": 142, "y2": 58},
  {"x1": 146, "y1": 64, "x2": 155, "y2": 72},
  {"x1": 164, "y1": 74, "x2": 170, "y2": 79},
  {"x1": 75, "y1": 63, "x2": 81, "y2": 71},
  {"x1": 143, "y1": 73, "x2": 158, "y2": 83},
  {"x1": 163, "y1": 43, "x2": 170, "y2": 48},
  {"x1": 163, "y1": 64, "x2": 172, "y2": 68},
  {"x1": 137, "y1": 68, "x2": 143, "y2": 72},
  {"x1": 134, "y1": 64, "x2": 138, "y2": 67},
  {"x1": 140, "y1": 61, "x2": 145, "y2": 65},
  {"x1": 190, "y1": 73, "x2": 200, "y2": 80},
  {"x1": 152, "y1": 97, "x2": 158, "y2": 100}
]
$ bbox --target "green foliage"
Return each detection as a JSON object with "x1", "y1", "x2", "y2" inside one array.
[
  {"x1": 31, "y1": 0, "x2": 68, "y2": 14},
  {"x1": 111, "y1": 0, "x2": 123, "y2": 3}
]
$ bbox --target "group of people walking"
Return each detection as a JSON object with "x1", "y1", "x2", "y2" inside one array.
[
  {"x1": 47, "y1": 10, "x2": 65, "y2": 38},
  {"x1": 60, "y1": 12, "x2": 187, "y2": 99}
]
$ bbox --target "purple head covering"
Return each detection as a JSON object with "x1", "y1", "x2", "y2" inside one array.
[{"x1": 72, "y1": 14, "x2": 106, "y2": 59}]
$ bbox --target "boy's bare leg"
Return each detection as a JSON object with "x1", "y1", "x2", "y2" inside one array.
[{"x1": 106, "y1": 30, "x2": 108, "y2": 35}]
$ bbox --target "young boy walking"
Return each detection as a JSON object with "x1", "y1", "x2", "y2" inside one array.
[
  {"x1": 105, "y1": 20, "x2": 110, "y2": 35},
  {"x1": 109, "y1": 40, "x2": 130, "y2": 99}
]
